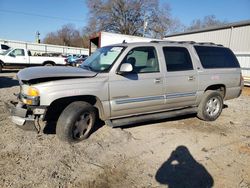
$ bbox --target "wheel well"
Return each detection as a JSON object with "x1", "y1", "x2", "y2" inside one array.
[
  {"x1": 44, "y1": 95, "x2": 104, "y2": 122},
  {"x1": 205, "y1": 84, "x2": 226, "y2": 98},
  {"x1": 43, "y1": 61, "x2": 55, "y2": 66}
]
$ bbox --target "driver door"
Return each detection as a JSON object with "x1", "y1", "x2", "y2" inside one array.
[
  {"x1": 5, "y1": 49, "x2": 28, "y2": 65},
  {"x1": 109, "y1": 46, "x2": 165, "y2": 118}
]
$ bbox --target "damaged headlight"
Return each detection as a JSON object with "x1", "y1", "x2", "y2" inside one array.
[{"x1": 20, "y1": 85, "x2": 40, "y2": 105}]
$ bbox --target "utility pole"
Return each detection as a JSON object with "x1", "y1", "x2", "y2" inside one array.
[
  {"x1": 143, "y1": 15, "x2": 148, "y2": 37},
  {"x1": 36, "y1": 31, "x2": 41, "y2": 43}
]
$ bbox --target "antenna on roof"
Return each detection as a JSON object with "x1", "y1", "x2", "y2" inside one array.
[{"x1": 122, "y1": 40, "x2": 126, "y2": 44}]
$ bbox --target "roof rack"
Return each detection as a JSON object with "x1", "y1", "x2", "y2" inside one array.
[
  {"x1": 178, "y1": 41, "x2": 196, "y2": 44},
  {"x1": 150, "y1": 40, "x2": 164, "y2": 43},
  {"x1": 195, "y1": 42, "x2": 224, "y2": 47},
  {"x1": 149, "y1": 40, "x2": 223, "y2": 46},
  {"x1": 196, "y1": 42, "x2": 215, "y2": 45}
]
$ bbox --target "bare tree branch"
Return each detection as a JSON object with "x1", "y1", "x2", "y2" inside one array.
[
  {"x1": 84, "y1": 0, "x2": 183, "y2": 38},
  {"x1": 186, "y1": 15, "x2": 227, "y2": 31},
  {"x1": 43, "y1": 24, "x2": 85, "y2": 47}
]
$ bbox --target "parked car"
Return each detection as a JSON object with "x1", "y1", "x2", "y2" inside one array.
[
  {"x1": 6, "y1": 41, "x2": 243, "y2": 143},
  {"x1": 66, "y1": 54, "x2": 88, "y2": 67}
]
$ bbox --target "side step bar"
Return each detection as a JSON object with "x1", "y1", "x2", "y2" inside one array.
[{"x1": 105, "y1": 107, "x2": 197, "y2": 127}]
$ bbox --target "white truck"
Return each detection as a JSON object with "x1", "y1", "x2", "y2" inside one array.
[
  {"x1": 89, "y1": 31, "x2": 156, "y2": 54},
  {"x1": 0, "y1": 48, "x2": 67, "y2": 72}
]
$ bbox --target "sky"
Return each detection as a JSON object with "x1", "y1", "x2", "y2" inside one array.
[{"x1": 0, "y1": 0, "x2": 249, "y2": 42}]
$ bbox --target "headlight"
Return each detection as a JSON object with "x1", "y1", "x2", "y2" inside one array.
[
  {"x1": 21, "y1": 85, "x2": 40, "y2": 105},
  {"x1": 27, "y1": 87, "x2": 40, "y2": 97},
  {"x1": 22, "y1": 85, "x2": 40, "y2": 97}
]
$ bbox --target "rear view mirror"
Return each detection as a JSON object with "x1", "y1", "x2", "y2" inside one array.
[{"x1": 117, "y1": 63, "x2": 133, "y2": 74}]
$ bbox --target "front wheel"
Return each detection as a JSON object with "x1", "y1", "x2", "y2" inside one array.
[
  {"x1": 56, "y1": 101, "x2": 96, "y2": 143},
  {"x1": 197, "y1": 90, "x2": 223, "y2": 121}
]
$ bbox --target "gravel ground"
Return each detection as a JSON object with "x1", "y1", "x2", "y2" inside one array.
[{"x1": 0, "y1": 71, "x2": 250, "y2": 188}]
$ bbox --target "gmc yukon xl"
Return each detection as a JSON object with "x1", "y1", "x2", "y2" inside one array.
[{"x1": 7, "y1": 41, "x2": 243, "y2": 142}]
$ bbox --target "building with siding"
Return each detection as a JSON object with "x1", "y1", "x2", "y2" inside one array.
[
  {"x1": 0, "y1": 38, "x2": 89, "y2": 56},
  {"x1": 164, "y1": 20, "x2": 250, "y2": 85}
]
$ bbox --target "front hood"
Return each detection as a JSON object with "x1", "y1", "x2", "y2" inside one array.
[{"x1": 17, "y1": 66, "x2": 97, "y2": 84}]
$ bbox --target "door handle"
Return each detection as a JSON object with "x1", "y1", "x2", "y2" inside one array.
[
  {"x1": 154, "y1": 78, "x2": 161, "y2": 83},
  {"x1": 188, "y1": 76, "x2": 195, "y2": 81}
]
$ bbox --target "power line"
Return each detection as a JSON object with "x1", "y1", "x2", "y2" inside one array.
[{"x1": 0, "y1": 9, "x2": 85, "y2": 23}]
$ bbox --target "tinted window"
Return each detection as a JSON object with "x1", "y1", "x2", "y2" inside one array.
[
  {"x1": 163, "y1": 47, "x2": 193, "y2": 72},
  {"x1": 1, "y1": 44, "x2": 10, "y2": 50},
  {"x1": 194, "y1": 46, "x2": 240, "y2": 68},
  {"x1": 123, "y1": 47, "x2": 159, "y2": 73}
]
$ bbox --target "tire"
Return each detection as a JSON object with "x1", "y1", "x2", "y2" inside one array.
[
  {"x1": 44, "y1": 63, "x2": 54, "y2": 66},
  {"x1": 197, "y1": 90, "x2": 223, "y2": 121},
  {"x1": 56, "y1": 101, "x2": 96, "y2": 143}
]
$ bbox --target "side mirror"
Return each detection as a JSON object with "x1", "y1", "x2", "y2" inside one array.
[{"x1": 118, "y1": 63, "x2": 133, "y2": 74}]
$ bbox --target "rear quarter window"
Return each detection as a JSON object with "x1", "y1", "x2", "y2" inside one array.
[{"x1": 194, "y1": 46, "x2": 240, "y2": 69}]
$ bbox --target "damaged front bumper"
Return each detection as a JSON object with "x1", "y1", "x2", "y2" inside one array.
[{"x1": 4, "y1": 101, "x2": 46, "y2": 131}]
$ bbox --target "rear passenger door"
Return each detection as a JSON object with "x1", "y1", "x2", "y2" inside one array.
[{"x1": 163, "y1": 46, "x2": 198, "y2": 109}]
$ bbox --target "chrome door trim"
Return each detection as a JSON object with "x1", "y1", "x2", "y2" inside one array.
[
  {"x1": 115, "y1": 92, "x2": 196, "y2": 105},
  {"x1": 115, "y1": 95, "x2": 165, "y2": 105}
]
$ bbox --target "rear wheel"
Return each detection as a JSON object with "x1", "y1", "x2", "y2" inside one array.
[
  {"x1": 56, "y1": 101, "x2": 96, "y2": 143},
  {"x1": 44, "y1": 63, "x2": 54, "y2": 66},
  {"x1": 197, "y1": 90, "x2": 223, "y2": 121}
]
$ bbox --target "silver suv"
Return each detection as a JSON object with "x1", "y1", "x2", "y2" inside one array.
[{"x1": 7, "y1": 41, "x2": 243, "y2": 142}]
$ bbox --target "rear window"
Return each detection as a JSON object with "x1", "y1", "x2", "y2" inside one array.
[
  {"x1": 194, "y1": 46, "x2": 240, "y2": 69},
  {"x1": 1, "y1": 44, "x2": 10, "y2": 50}
]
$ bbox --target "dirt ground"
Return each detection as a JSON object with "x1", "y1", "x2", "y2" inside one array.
[{"x1": 0, "y1": 71, "x2": 249, "y2": 188}]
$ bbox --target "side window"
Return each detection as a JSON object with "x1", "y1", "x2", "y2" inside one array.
[
  {"x1": 123, "y1": 46, "x2": 159, "y2": 73},
  {"x1": 163, "y1": 47, "x2": 193, "y2": 72},
  {"x1": 10, "y1": 49, "x2": 25, "y2": 56},
  {"x1": 194, "y1": 46, "x2": 240, "y2": 68},
  {"x1": 1, "y1": 44, "x2": 10, "y2": 50}
]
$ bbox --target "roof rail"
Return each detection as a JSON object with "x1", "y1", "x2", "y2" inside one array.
[
  {"x1": 195, "y1": 42, "x2": 224, "y2": 47},
  {"x1": 177, "y1": 41, "x2": 196, "y2": 44},
  {"x1": 149, "y1": 40, "x2": 223, "y2": 46},
  {"x1": 196, "y1": 42, "x2": 215, "y2": 45},
  {"x1": 150, "y1": 40, "x2": 165, "y2": 43}
]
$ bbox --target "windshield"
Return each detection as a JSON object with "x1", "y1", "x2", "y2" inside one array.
[
  {"x1": 80, "y1": 46, "x2": 125, "y2": 72},
  {"x1": 0, "y1": 48, "x2": 12, "y2": 55}
]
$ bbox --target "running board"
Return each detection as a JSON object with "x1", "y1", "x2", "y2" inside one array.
[{"x1": 105, "y1": 107, "x2": 197, "y2": 127}]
